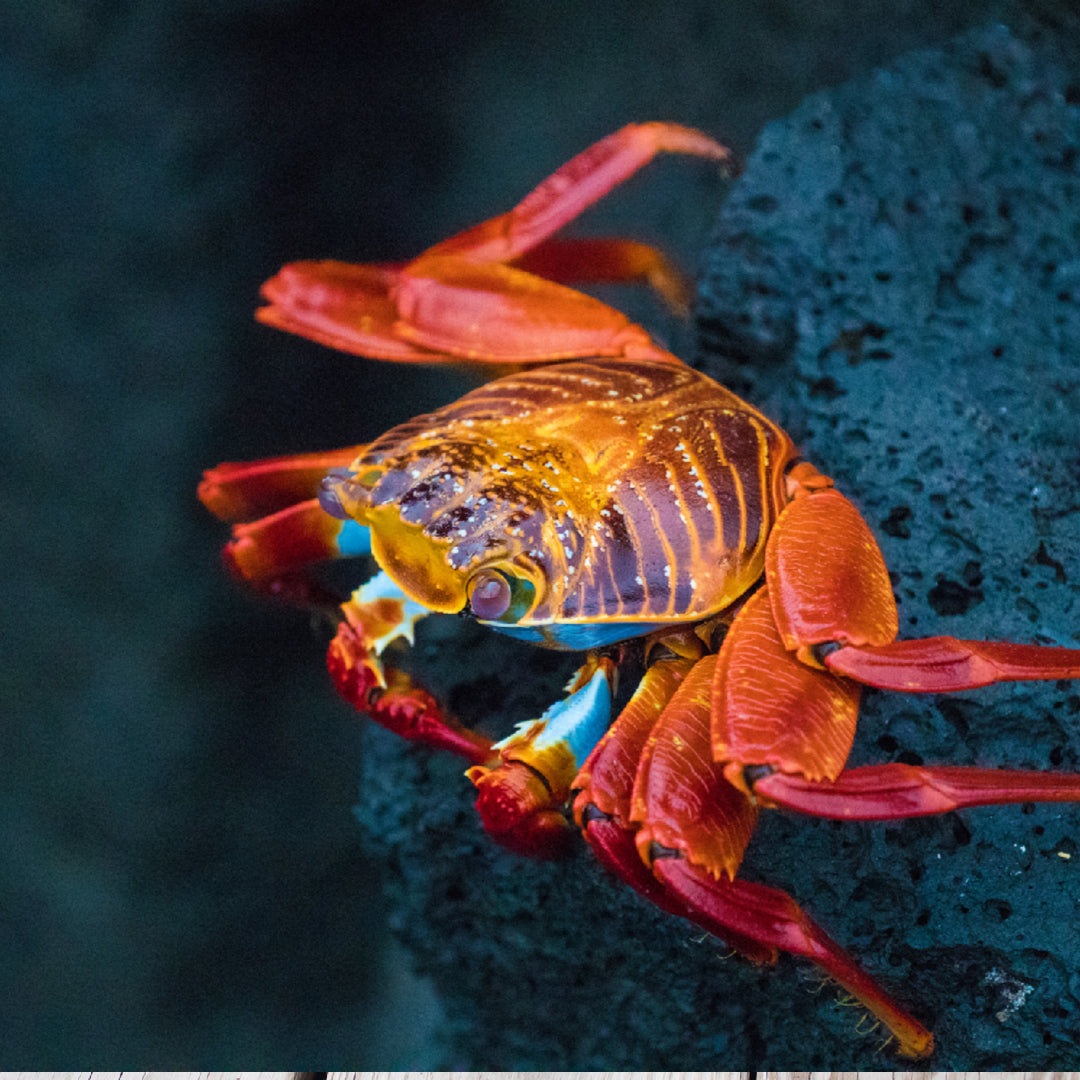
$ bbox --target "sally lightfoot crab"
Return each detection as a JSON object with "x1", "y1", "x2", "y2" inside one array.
[{"x1": 200, "y1": 123, "x2": 1080, "y2": 1058}]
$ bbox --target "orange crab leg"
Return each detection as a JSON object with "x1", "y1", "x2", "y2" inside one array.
[
  {"x1": 257, "y1": 124, "x2": 728, "y2": 365},
  {"x1": 574, "y1": 653, "x2": 775, "y2": 965},
  {"x1": 633, "y1": 655, "x2": 760, "y2": 880},
  {"x1": 763, "y1": 473, "x2": 1080, "y2": 691},
  {"x1": 711, "y1": 586, "x2": 863, "y2": 793},
  {"x1": 823, "y1": 635, "x2": 1080, "y2": 691},
  {"x1": 574, "y1": 653, "x2": 698, "y2": 826},
  {"x1": 220, "y1": 498, "x2": 369, "y2": 593},
  {"x1": 753, "y1": 762, "x2": 1080, "y2": 819},
  {"x1": 723, "y1": 475, "x2": 1080, "y2": 822},
  {"x1": 201, "y1": 453, "x2": 372, "y2": 604},
  {"x1": 766, "y1": 482, "x2": 899, "y2": 665}
]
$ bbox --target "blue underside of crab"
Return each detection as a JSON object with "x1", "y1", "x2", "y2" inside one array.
[{"x1": 492, "y1": 663, "x2": 614, "y2": 766}]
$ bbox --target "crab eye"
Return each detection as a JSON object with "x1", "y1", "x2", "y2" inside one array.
[
  {"x1": 468, "y1": 569, "x2": 512, "y2": 620},
  {"x1": 317, "y1": 469, "x2": 353, "y2": 520}
]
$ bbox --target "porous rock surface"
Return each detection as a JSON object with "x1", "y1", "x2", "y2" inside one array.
[{"x1": 354, "y1": 24, "x2": 1080, "y2": 1068}]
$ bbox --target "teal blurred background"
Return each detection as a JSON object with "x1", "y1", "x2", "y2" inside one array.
[{"x1": 0, "y1": 0, "x2": 1062, "y2": 1066}]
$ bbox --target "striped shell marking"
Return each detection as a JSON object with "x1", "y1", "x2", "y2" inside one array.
[{"x1": 328, "y1": 358, "x2": 796, "y2": 626}]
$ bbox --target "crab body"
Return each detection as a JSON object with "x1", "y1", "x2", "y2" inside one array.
[
  {"x1": 328, "y1": 357, "x2": 793, "y2": 643},
  {"x1": 200, "y1": 123, "x2": 1080, "y2": 1059}
]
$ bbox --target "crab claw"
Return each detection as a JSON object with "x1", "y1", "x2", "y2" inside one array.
[
  {"x1": 470, "y1": 763, "x2": 576, "y2": 857},
  {"x1": 466, "y1": 658, "x2": 615, "y2": 858},
  {"x1": 328, "y1": 575, "x2": 494, "y2": 765}
]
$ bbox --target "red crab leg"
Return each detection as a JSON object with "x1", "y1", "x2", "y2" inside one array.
[
  {"x1": 765, "y1": 480, "x2": 900, "y2": 665},
  {"x1": 625, "y1": 651, "x2": 931, "y2": 1057},
  {"x1": 258, "y1": 238, "x2": 693, "y2": 364},
  {"x1": 389, "y1": 254, "x2": 669, "y2": 362},
  {"x1": 711, "y1": 585, "x2": 863, "y2": 793},
  {"x1": 581, "y1": 817, "x2": 779, "y2": 967},
  {"x1": 822, "y1": 636, "x2": 1080, "y2": 691},
  {"x1": 257, "y1": 260, "x2": 441, "y2": 362},
  {"x1": 633, "y1": 655, "x2": 760, "y2": 879},
  {"x1": 763, "y1": 471, "x2": 1080, "y2": 691},
  {"x1": 216, "y1": 499, "x2": 359, "y2": 607},
  {"x1": 257, "y1": 124, "x2": 729, "y2": 365},
  {"x1": 574, "y1": 652, "x2": 777, "y2": 965},
  {"x1": 199, "y1": 446, "x2": 365, "y2": 520},
  {"x1": 423, "y1": 122, "x2": 730, "y2": 265},
  {"x1": 199, "y1": 448, "x2": 371, "y2": 608},
  {"x1": 510, "y1": 236, "x2": 695, "y2": 315},
  {"x1": 651, "y1": 859, "x2": 933, "y2": 1058},
  {"x1": 574, "y1": 653, "x2": 698, "y2": 826},
  {"x1": 753, "y1": 763, "x2": 1080, "y2": 819},
  {"x1": 581, "y1": 810, "x2": 935, "y2": 1057},
  {"x1": 202, "y1": 451, "x2": 492, "y2": 761}
]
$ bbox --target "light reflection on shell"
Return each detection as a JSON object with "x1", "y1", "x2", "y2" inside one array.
[{"x1": 331, "y1": 358, "x2": 796, "y2": 625}]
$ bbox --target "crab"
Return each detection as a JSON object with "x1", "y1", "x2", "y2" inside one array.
[{"x1": 199, "y1": 123, "x2": 1080, "y2": 1058}]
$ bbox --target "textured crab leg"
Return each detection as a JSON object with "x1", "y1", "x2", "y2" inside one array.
[
  {"x1": 218, "y1": 499, "x2": 369, "y2": 607},
  {"x1": 510, "y1": 236, "x2": 695, "y2": 315},
  {"x1": 574, "y1": 654, "x2": 777, "y2": 964},
  {"x1": 257, "y1": 124, "x2": 728, "y2": 364},
  {"x1": 390, "y1": 255, "x2": 672, "y2": 363},
  {"x1": 651, "y1": 860, "x2": 933, "y2": 1058},
  {"x1": 424, "y1": 122, "x2": 730, "y2": 264},
  {"x1": 466, "y1": 656, "x2": 617, "y2": 857},
  {"x1": 574, "y1": 654, "x2": 698, "y2": 827},
  {"x1": 765, "y1": 483, "x2": 900, "y2": 665},
  {"x1": 201, "y1": 444, "x2": 380, "y2": 606},
  {"x1": 753, "y1": 762, "x2": 1080, "y2": 819},
  {"x1": 708, "y1": 587, "x2": 1075, "y2": 1013},
  {"x1": 257, "y1": 260, "x2": 442, "y2": 361},
  {"x1": 258, "y1": 252, "x2": 668, "y2": 364},
  {"x1": 261, "y1": 236, "x2": 698, "y2": 362},
  {"x1": 822, "y1": 636, "x2": 1080, "y2": 690},
  {"x1": 763, "y1": 476, "x2": 1080, "y2": 691},
  {"x1": 630, "y1": 653, "x2": 932, "y2": 1058},
  {"x1": 395, "y1": 128, "x2": 727, "y2": 360},
  {"x1": 711, "y1": 586, "x2": 864, "y2": 794},
  {"x1": 199, "y1": 446, "x2": 366, "y2": 520},
  {"x1": 633, "y1": 655, "x2": 760, "y2": 878},
  {"x1": 329, "y1": 571, "x2": 493, "y2": 765}
]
